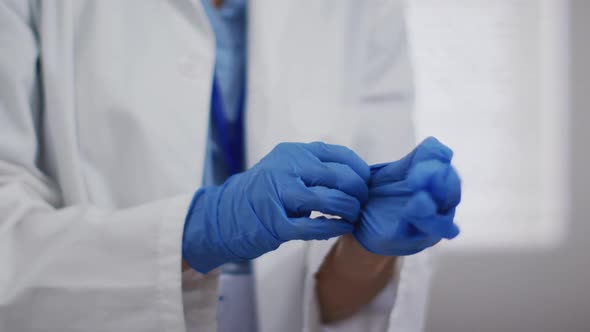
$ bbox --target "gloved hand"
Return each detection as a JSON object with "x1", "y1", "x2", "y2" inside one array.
[
  {"x1": 183, "y1": 142, "x2": 370, "y2": 273},
  {"x1": 353, "y1": 137, "x2": 462, "y2": 256}
]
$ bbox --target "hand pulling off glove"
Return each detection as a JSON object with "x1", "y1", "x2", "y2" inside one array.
[
  {"x1": 183, "y1": 142, "x2": 370, "y2": 273},
  {"x1": 353, "y1": 137, "x2": 462, "y2": 256},
  {"x1": 183, "y1": 138, "x2": 462, "y2": 273}
]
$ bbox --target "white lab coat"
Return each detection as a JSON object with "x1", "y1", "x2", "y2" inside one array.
[{"x1": 0, "y1": 1, "x2": 432, "y2": 332}]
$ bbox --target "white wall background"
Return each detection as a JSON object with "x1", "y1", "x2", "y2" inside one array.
[
  {"x1": 407, "y1": 0, "x2": 569, "y2": 249},
  {"x1": 423, "y1": 1, "x2": 590, "y2": 331}
]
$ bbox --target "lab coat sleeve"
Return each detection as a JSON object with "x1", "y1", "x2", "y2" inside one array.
[
  {"x1": 0, "y1": 2, "x2": 216, "y2": 331},
  {"x1": 303, "y1": 0, "x2": 434, "y2": 331}
]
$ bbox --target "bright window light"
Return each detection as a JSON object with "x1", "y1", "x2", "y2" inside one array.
[{"x1": 406, "y1": 0, "x2": 570, "y2": 249}]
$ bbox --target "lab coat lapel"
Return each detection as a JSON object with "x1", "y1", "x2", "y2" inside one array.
[{"x1": 247, "y1": 2, "x2": 357, "y2": 332}]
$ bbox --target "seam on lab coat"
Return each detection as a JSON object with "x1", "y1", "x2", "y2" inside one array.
[
  {"x1": 387, "y1": 253, "x2": 433, "y2": 332},
  {"x1": 156, "y1": 194, "x2": 194, "y2": 332}
]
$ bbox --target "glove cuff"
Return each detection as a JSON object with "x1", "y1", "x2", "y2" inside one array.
[{"x1": 182, "y1": 186, "x2": 244, "y2": 273}]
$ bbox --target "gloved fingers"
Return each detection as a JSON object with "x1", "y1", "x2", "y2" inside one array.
[
  {"x1": 286, "y1": 216, "x2": 354, "y2": 241},
  {"x1": 438, "y1": 207, "x2": 460, "y2": 238},
  {"x1": 403, "y1": 193, "x2": 460, "y2": 239},
  {"x1": 408, "y1": 161, "x2": 462, "y2": 213},
  {"x1": 369, "y1": 161, "x2": 411, "y2": 186},
  {"x1": 431, "y1": 165, "x2": 462, "y2": 213},
  {"x1": 304, "y1": 142, "x2": 370, "y2": 182},
  {"x1": 444, "y1": 223, "x2": 460, "y2": 239},
  {"x1": 396, "y1": 234, "x2": 442, "y2": 256},
  {"x1": 369, "y1": 180, "x2": 413, "y2": 197},
  {"x1": 369, "y1": 137, "x2": 453, "y2": 186},
  {"x1": 406, "y1": 160, "x2": 445, "y2": 191},
  {"x1": 409, "y1": 211, "x2": 460, "y2": 240},
  {"x1": 411, "y1": 136, "x2": 453, "y2": 166},
  {"x1": 401, "y1": 190, "x2": 438, "y2": 219},
  {"x1": 281, "y1": 185, "x2": 362, "y2": 222},
  {"x1": 300, "y1": 162, "x2": 369, "y2": 204}
]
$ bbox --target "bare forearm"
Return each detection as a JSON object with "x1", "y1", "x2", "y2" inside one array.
[
  {"x1": 316, "y1": 234, "x2": 398, "y2": 324},
  {"x1": 182, "y1": 259, "x2": 191, "y2": 271}
]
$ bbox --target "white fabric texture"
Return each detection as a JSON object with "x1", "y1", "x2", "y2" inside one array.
[
  {"x1": 0, "y1": 1, "x2": 214, "y2": 331},
  {"x1": 248, "y1": 0, "x2": 432, "y2": 331},
  {"x1": 0, "y1": 1, "x2": 431, "y2": 331}
]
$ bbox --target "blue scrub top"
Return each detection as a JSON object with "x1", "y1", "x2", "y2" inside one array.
[
  {"x1": 201, "y1": 0, "x2": 247, "y2": 186},
  {"x1": 199, "y1": 1, "x2": 257, "y2": 332}
]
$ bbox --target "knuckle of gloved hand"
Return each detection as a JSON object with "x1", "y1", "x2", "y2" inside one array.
[
  {"x1": 253, "y1": 162, "x2": 273, "y2": 178},
  {"x1": 405, "y1": 191, "x2": 437, "y2": 217},
  {"x1": 340, "y1": 163, "x2": 362, "y2": 185},
  {"x1": 344, "y1": 198, "x2": 362, "y2": 220},
  {"x1": 357, "y1": 164, "x2": 371, "y2": 183},
  {"x1": 294, "y1": 188, "x2": 315, "y2": 213},
  {"x1": 308, "y1": 188, "x2": 324, "y2": 208},
  {"x1": 273, "y1": 142, "x2": 297, "y2": 155},
  {"x1": 302, "y1": 141, "x2": 325, "y2": 156},
  {"x1": 320, "y1": 163, "x2": 339, "y2": 184},
  {"x1": 408, "y1": 160, "x2": 448, "y2": 191},
  {"x1": 303, "y1": 162, "x2": 331, "y2": 187},
  {"x1": 416, "y1": 137, "x2": 453, "y2": 164},
  {"x1": 336, "y1": 144, "x2": 354, "y2": 157},
  {"x1": 308, "y1": 141, "x2": 329, "y2": 150},
  {"x1": 337, "y1": 147, "x2": 369, "y2": 174},
  {"x1": 431, "y1": 164, "x2": 452, "y2": 188}
]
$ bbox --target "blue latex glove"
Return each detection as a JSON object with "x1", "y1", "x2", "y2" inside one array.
[
  {"x1": 183, "y1": 142, "x2": 370, "y2": 273},
  {"x1": 353, "y1": 137, "x2": 462, "y2": 256}
]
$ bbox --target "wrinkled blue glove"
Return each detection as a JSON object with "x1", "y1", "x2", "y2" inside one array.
[
  {"x1": 353, "y1": 137, "x2": 462, "y2": 256},
  {"x1": 183, "y1": 142, "x2": 370, "y2": 273}
]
